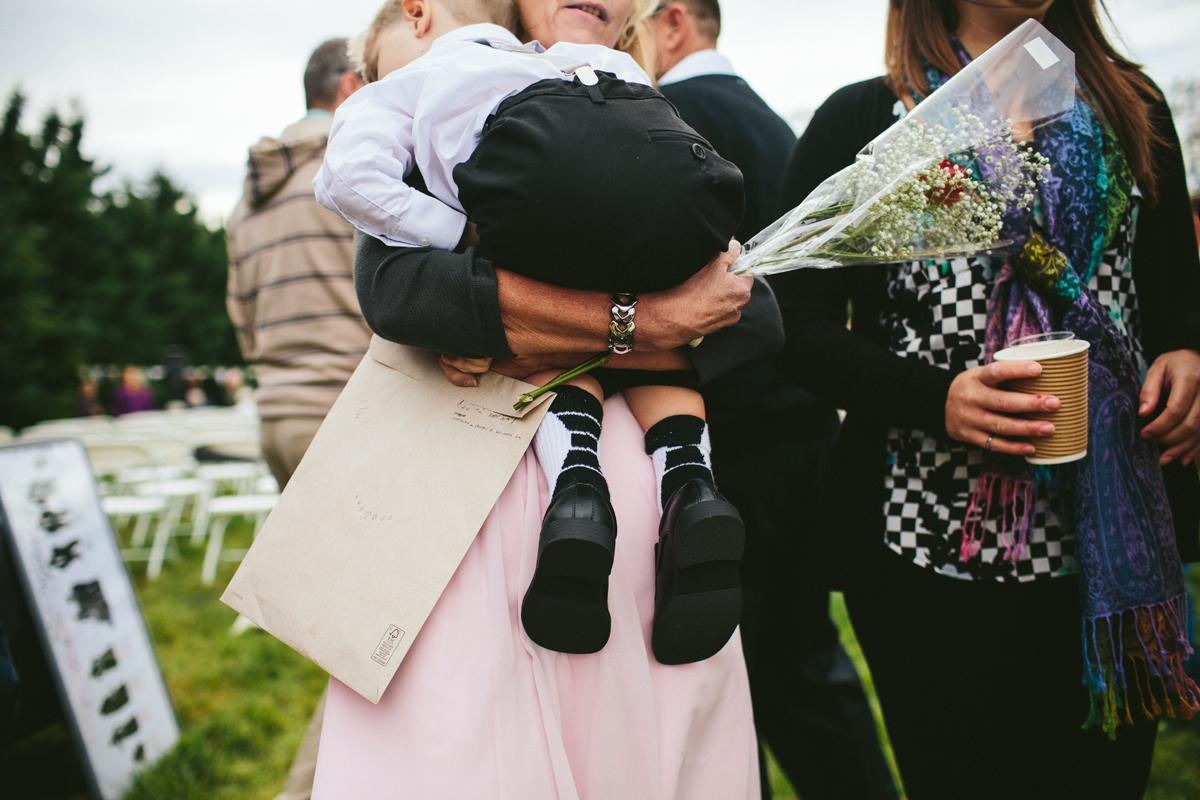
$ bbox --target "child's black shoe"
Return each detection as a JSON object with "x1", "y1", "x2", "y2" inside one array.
[
  {"x1": 521, "y1": 479, "x2": 616, "y2": 654},
  {"x1": 651, "y1": 478, "x2": 744, "y2": 665}
]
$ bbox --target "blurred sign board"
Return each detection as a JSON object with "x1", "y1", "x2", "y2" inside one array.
[{"x1": 0, "y1": 439, "x2": 178, "y2": 799}]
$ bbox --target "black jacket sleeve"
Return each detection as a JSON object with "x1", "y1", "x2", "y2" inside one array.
[
  {"x1": 771, "y1": 79, "x2": 956, "y2": 438},
  {"x1": 353, "y1": 234, "x2": 784, "y2": 384},
  {"x1": 1130, "y1": 90, "x2": 1200, "y2": 562},
  {"x1": 689, "y1": 277, "x2": 785, "y2": 385},
  {"x1": 1130, "y1": 94, "x2": 1200, "y2": 361},
  {"x1": 353, "y1": 234, "x2": 516, "y2": 360}
]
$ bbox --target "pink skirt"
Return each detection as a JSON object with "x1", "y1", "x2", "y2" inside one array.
[{"x1": 311, "y1": 395, "x2": 758, "y2": 799}]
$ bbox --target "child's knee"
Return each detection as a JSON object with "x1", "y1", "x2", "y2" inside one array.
[
  {"x1": 526, "y1": 370, "x2": 604, "y2": 403},
  {"x1": 624, "y1": 385, "x2": 706, "y2": 430}
]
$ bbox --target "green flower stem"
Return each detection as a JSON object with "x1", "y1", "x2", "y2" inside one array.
[{"x1": 513, "y1": 351, "x2": 613, "y2": 411}]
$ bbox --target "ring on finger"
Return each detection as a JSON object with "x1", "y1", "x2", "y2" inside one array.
[{"x1": 985, "y1": 434, "x2": 995, "y2": 452}]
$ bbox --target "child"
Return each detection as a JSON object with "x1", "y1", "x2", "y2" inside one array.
[{"x1": 315, "y1": 0, "x2": 745, "y2": 665}]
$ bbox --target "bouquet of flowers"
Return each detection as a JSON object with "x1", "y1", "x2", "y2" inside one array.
[{"x1": 733, "y1": 19, "x2": 1076, "y2": 275}]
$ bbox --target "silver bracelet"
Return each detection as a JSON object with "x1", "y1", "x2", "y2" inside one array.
[{"x1": 608, "y1": 292, "x2": 637, "y2": 354}]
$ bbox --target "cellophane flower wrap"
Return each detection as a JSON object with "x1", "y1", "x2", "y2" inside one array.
[{"x1": 734, "y1": 20, "x2": 1076, "y2": 276}]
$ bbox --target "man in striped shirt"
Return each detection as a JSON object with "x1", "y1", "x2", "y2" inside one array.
[{"x1": 227, "y1": 39, "x2": 369, "y2": 491}]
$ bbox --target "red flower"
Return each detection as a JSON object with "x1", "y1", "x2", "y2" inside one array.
[{"x1": 924, "y1": 160, "x2": 969, "y2": 207}]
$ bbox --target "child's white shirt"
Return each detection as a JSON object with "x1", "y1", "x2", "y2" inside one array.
[{"x1": 314, "y1": 23, "x2": 652, "y2": 250}]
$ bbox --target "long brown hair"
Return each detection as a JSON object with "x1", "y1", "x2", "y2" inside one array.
[{"x1": 885, "y1": 0, "x2": 1165, "y2": 202}]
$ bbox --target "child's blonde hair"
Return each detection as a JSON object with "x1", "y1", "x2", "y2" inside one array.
[{"x1": 349, "y1": 0, "x2": 519, "y2": 83}]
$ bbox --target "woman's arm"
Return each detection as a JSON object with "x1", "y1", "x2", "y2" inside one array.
[
  {"x1": 355, "y1": 233, "x2": 752, "y2": 357},
  {"x1": 495, "y1": 247, "x2": 753, "y2": 355},
  {"x1": 1130, "y1": 93, "x2": 1200, "y2": 464},
  {"x1": 772, "y1": 79, "x2": 1053, "y2": 448},
  {"x1": 1130, "y1": 95, "x2": 1200, "y2": 360},
  {"x1": 773, "y1": 80, "x2": 955, "y2": 434},
  {"x1": 460, "y1": 275, "x2": 784, "y2": 384}
]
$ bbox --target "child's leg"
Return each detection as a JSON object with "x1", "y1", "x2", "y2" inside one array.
[
  {"x1": 624, "y1": 385, "x2": 712, "y2": 513},
  {"x1": 524, "y1": 370, "x2": 614, "y2": 654},
  {"x1": 529, "y1": 371, "x2": 607, "y2": 498},
  {"x1": 626, "y1": 384, "x2": 744, "y2": 666},
  {"x1": 624, "y1": 385, "x2": 705, "y2": 430}
]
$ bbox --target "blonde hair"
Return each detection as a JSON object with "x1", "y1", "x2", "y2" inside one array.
[
  {"x1": 618, "y1": 0, "x2": 659, "y2": 77},
  {"x1": 350, "y1": 0, "x2": 519, "y2": 83}
]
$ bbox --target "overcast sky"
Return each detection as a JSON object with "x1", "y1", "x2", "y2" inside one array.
[{"x1": 1, "y1": 0, "x2": 1196, "y2": 223}]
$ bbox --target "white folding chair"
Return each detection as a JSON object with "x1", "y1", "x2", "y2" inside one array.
[
  {"x1": 101, "y1": 494, "x2": 169, "y2": 560},
  {"x1": 134, "y1": 478, "x2": 214, "y2": 579},
  {"x1": 114, "y1": 464, "x2": 192, "y2": 495},
  {"x1": 84, "y1": 441, "x2": 154, "y2": 477},
  {"x1": 201, "y1": 493, "x2": 279, "y2": 584},
  {"x1": 19, "y1": 417, "x2": 113, "y2": 440},
  {"x1": 255, "y1": 474, "x2": 280, "y2": 494},
  {"x1": 195, "y1": 461, "x2": 261, "y2": 495}
]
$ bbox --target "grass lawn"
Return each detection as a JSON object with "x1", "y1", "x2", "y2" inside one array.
[{"x1": 5, "y1": 517, "x2": 1200, "y2": 799}]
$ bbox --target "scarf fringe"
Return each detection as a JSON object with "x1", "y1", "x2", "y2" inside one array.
[
  {"x1": 1082, "y1": 594, "x2": 1200, "y2": 739},
  {"x1": 960, "y1": 472, "x2": 1036, "y2": 563}
]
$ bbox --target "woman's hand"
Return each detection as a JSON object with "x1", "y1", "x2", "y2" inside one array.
[
  {"x1": 1139, "y1": 349, "x2": 1200, "y2": 465},
  {"x1": 638, "y1": 243, "x2": 752, "y2": 351},
  {"x1": 439, "y1": 353, "x2": 492, "y2": 387},
  {"x1": 945, "y1": 361, "x2": 1061, "y2": 456}
]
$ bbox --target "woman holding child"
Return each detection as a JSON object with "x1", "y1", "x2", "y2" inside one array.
[
  {"x1": 310, "y1": 0, "x2": 770, "y2": 796},
  {"x1": 773, "y1": 0, "x2": 1200, "y2": 797}
]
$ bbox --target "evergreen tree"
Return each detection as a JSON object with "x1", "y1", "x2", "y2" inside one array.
[{"x1": 0, "y1": 91, "x2": 240, "y2": 430}]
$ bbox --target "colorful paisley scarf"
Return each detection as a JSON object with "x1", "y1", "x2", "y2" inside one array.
[{"x1": 924, "y1": 41, "x2": 1200, "y2": 736}]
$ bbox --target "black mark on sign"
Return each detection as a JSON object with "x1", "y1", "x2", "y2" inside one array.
[
  {"x1": 112, "y1": 717, "x2": 138, "y2": 745},
  {"x1": 91, "y1": 648, "x2": 117, "y2": 677},
  {"x1": 50, "y1": 540, "x2": 82, "y2": 569},
  {"x1": 40, "y1": 509, "x2": 69, "y2": 533},
  {"x1": 101, "y1": 685, "x2": 129, "y2": 715},
  {"x1": 70, "y1": 581, "x2": 111, "y2": 623}
]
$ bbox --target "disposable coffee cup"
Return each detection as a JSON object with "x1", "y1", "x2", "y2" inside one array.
[{"x1": 994, "y1": 332, "x2": 1090, "y2": 465}]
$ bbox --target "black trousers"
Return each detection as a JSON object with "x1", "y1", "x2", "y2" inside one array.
[
  {"x1": 713, "y1": 436, "x2": 898, "y2": 800},
  {"x1": 845, "y1": 552, "x2": 1158, "y2": 800}
]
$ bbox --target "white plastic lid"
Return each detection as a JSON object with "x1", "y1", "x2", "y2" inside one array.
[{"x1": 995, "y1": 338, "x2": 1089, "y2": 362}]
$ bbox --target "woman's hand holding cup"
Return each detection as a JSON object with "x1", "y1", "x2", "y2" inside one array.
[{"x1": 945, "y1": 361, "x2": 1060, "y2": 456}]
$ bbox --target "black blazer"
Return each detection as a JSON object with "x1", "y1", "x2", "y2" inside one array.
[
  {"x1": 660, "y1": 73, "x2": 796, "y2": 244},
  {"x1": 660, "y1": 71, "x2": 840, "y2": 447}
]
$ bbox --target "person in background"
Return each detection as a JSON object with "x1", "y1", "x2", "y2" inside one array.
[
  {"x1": 222, "y1": 367, "x2": 255, "y2": 408},
  {"x1": 184, "y1": 377, "x2": 208, "y2": 408},
  {"x1": 109, "y1": 366, "x2": 155, "y2": 417},
  {"x1": 162, "y1": 345, "x2": 188, "y2": 406},
  {"x1": 648, "y1": 3, "x2": 897, "y2": 798},
  {"x1": 773, "y1": 0, "x2": 1200, "y2": 796},
  {"x1": 75, "y1": 377, "x2": 104, "y2": 418},
  {"x1": 225, "y1": 38, "x2": 369, "y2": 800},
  {"x1": 227, "y1": 39, "x2": 370, "y2": 491}
]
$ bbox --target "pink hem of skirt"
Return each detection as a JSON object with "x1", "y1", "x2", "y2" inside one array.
[{"x1": 312, "y1": 394, "x2": 758, "y2": 799}]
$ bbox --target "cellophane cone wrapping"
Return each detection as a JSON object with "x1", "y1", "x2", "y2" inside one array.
[{"x1": 734, "y1": 19, "x2": 1076, "y2": 276}]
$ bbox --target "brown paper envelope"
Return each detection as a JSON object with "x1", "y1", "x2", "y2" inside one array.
[{"x1": 221, "y1": 337, "x2": 553, "y2": 703}]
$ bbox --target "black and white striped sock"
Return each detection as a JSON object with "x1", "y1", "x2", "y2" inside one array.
[
  {"x1": 533, "y1": 385, "x2": 609, "y2": 498},
  {"x1": 645, "y1": 415, "x2": 713, "y2": 512}
]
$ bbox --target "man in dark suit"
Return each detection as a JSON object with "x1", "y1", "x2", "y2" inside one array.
[{"x1": 650, "y1": 4, "x2": 898, "y2": 799}]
